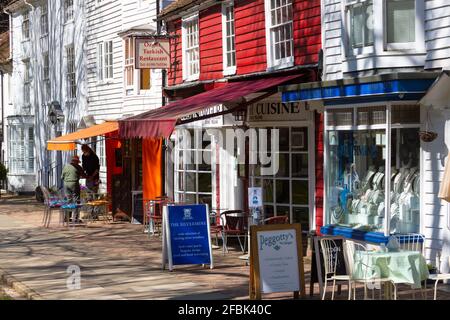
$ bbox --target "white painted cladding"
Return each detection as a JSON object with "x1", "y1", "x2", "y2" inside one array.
[
  {"x1": 8, "y1": 1, "x2": 87, "y2": 191},
  {"x1": 322, "y1": 0, "x2": 450, "y2": 80}
]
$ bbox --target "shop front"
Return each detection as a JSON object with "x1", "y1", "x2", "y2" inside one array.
[
  {"x1": 280, "y1": 73, "x2": 439, "y2": 249},
  {"x1": 246, "y1": 95, "x2": 315, "y2": 233}
]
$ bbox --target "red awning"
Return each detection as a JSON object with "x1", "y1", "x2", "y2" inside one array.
[{"x1": 119, "y1": 74, "x2": 302, "y2": 139}]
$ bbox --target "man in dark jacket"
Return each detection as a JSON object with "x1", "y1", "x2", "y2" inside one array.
[{"x1": 81, "y1": 144, "x2": 100, "y2": 193}]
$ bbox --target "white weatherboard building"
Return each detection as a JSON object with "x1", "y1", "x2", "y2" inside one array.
[
  {"x1": 3, "y1": 0, "x2": 171, "y2": 193},
  {"x1": 279, "y1": 0, "x2": 450, "y2": 269},
  {"x1": 5, "y1": 0, "x2": 87, "y2": 193},
  {"x1": 86, "y1": 0, "x2": 169, "y2": 188}
]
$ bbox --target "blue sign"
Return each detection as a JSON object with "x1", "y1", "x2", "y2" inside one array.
[{"x1": 165, "y1": 204, "x2": 212, "y2": 267}]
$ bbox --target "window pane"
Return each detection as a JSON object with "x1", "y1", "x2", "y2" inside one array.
[
  {"x1": 292, "y1": 154, "x2": 309, "y2": 178},
  {"x1": 140, "y1": 68, "x2": 151, "y2": 90},
  {"x1": 276, "y1": 180, "x2": 290, "y2": 204},
  {"x1": 186, "y1": 172, "x2": 196, "y2": 192},
  {"x1": 263, "y1": 179, "x2": 274, "y2": 203},
  {"x1": 387, "y1": 0, "x2": 415, "y2": 43},
  {"x1": 198, "y1": 173, "x2": 212, "y2": 193},
  {"x1": 292, "y1": 180, "x2": 309, "y2": 205}
]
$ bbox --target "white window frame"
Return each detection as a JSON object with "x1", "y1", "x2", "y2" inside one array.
[
  {"x1": 124, "y1": 37, "x2": 135, "y2": 94},
  {"x1": 383, "y1": 0, "x2": 424, "y2": 51},
  {"x1": 22, "y1": 11, "x2": 30, "y2": 41},
  {"x1": 344, "y1": 0, "x2": 374, "y2": 56},
  {"x1": 264, "y1": 0, "x2": 294, "y2": 70},
  {"x1": 182, "y1": 13, "x2": 200, "y2": 81},
  {"x1": 65, "y1": 45, "x2": 76, "y2": 100},
  {"x1": 222, "y1": 1, "x2": 236, "y2": 76},
  {"x1": 97, "y1": 40, "x2": 114, "y2": 83},
  {"x1": 174, "y1": 128, "x2": 215, "y2": 207},
  {"x1": 40, "y1": 4, "x2": 48, "y2": 36},
  {"x1": 42, "y1": 53, "x2": 51, "y2": 102},
  {"x1": 8, "y1": 125, "x2": 35, "y2": 174},
  {"x1": 64, "y1": 0, "x2": 74, "y2": 23},
  {"x1": 343, "y1": 0, "x2": 425, "y2": 58},
  {"x1": 23, "y1": 59, "x2": 31, "y2": 106}
]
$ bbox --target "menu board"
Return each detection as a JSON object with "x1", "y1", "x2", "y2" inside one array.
[
  {"x1": 249, "y1": 224, "x2": 305, "y2": 299},
  {"x1": 162, "y1": 204, "x2": 214, "y2": 271}
]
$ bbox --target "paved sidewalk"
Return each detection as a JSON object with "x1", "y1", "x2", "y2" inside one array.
[{"x1": 1, "y1": 195, "x2": 450, "y2": 300}]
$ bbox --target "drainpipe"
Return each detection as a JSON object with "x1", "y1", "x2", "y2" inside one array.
[{"x1": 157, "y1": 0, "x2": 168, "y2": 197}]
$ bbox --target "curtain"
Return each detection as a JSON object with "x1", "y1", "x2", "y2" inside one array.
[{"x1": 142, "y1": 138, "x2": 162, "y2": 201}]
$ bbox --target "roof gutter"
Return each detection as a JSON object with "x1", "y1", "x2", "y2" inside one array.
[{"x1": 157, "y1": 0, "x2": 219, "y2": 22}]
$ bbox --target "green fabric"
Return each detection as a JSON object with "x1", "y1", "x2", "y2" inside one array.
[
  {"x1": 352, "y1": 251, "x2": 429, "y2": 288},
  {"x1": 61, "y1": 164, "x2": 82, "y2": 183}
]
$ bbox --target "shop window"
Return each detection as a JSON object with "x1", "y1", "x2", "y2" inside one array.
[
  {"x1": 391, "y1": 104, "x2": 420, "y2": 124},
  {"x1": 265, "y1": 0, "x2": 294, "y2": 70},
  {"x1": 327, "y1": 108, "x2": 354, "y2": 127},
  {"x1": 325, "y1": 105, "x2": 421, "y2": 234},
  {"x1": 251, "y1": 127, "x2": 310, "y2": 228},
  {"x1": 174, "y1": 129, "x2": 213, "y2": 209}
]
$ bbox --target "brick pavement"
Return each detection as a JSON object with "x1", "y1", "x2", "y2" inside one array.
[{"x1": 0, "y1": 195, "x2": 449, "y2": 300}]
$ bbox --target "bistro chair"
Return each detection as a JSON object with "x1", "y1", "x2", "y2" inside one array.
[
  {"x1": 41, "y1": 186, "x2": 67, "y2": 228},
  {"x1": 263, "y1": 215, "x2": 289, "y2": 225},
  {"x1": 320, "y1": 238, "x2": 353, "y2": 300},
  {"x1": 143, "y1": 197, "x2": 172, "y2": 237},
  {"x1": 344, "y1": 241, "x2": 397, "y2": 300},
  {"x1": 393, "y1": 233, "x2": 425, "y2": 254},
  {"x1": 425, "y1": 252, "x2": 450, "y2": 300},
  {"x1": 220, "y1": 210, "x2": 248, "y2": 255},
  {"x1": 209, "y1": 209, "x2": 223, "y2": 246}
]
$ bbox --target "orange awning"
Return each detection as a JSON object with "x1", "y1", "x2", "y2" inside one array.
[{"x1": 47, "y1": 121, "x2": 119, "y2": 151}]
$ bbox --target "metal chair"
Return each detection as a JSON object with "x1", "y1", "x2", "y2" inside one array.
[
  {"x1": 220, "y1": 210, "x2": 248, "y2": 255},
  {"x1": 143, "y1": 197, "x2": 172, "y2": 237},
  {"x1": 426, "y1": 252, "x2": 450, "y2": 300},
  {"x1": 320, "y1": 238, "x2": 353, "y2": 300},
  {"x1": 392, "y1": 233, "x2": 425, "y2": 254},
  {"x1": 41, "y1": 186, "x2": 66, "y2": 228},
  {"x1": 263, "y1": 215, "x2": 289, "y2": 224},
  {"x1": 344, "y1": 241, "x2": 397, "y2": 300}
]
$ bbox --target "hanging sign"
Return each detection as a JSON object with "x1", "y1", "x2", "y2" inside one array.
[
  {"x1": 135, "y1": 38, "x2": 170, "y2": 69},
  {"x1": 162, "y1": 204, "x2": 214, "y2": 271},
  {"x1": 249, "y1": 223, "x2": 306, "y2": 299}
]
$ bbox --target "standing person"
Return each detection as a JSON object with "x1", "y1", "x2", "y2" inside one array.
[
  {"x1": 81, "y1": 144, "x2": 100, "y2": 193},
  {"x1": 61, "y1": 155, "x2": 86, "y2": 222}
]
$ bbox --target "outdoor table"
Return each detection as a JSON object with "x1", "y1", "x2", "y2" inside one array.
[
  {"x1": 60, "y1": 203, "x2": 85, "y2": 228},
  {"x1": 353, "y1": 250, "x2": 429, "y2": 298},
  {"x1": 84, "y1": 199, "x2": 110, "y2": 224}
]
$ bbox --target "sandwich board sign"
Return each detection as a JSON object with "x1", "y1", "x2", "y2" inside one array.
[
  {"x1": 249, "y1": 223, "x2": 306, "y2": 299},
  {"x1": 162, "y1": 204, "x2": 214, "y2": 271}
]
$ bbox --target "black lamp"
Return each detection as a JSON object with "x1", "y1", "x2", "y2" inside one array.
[{"x1": 47, "y1": 101, "x2": 63, "y2": 125}]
